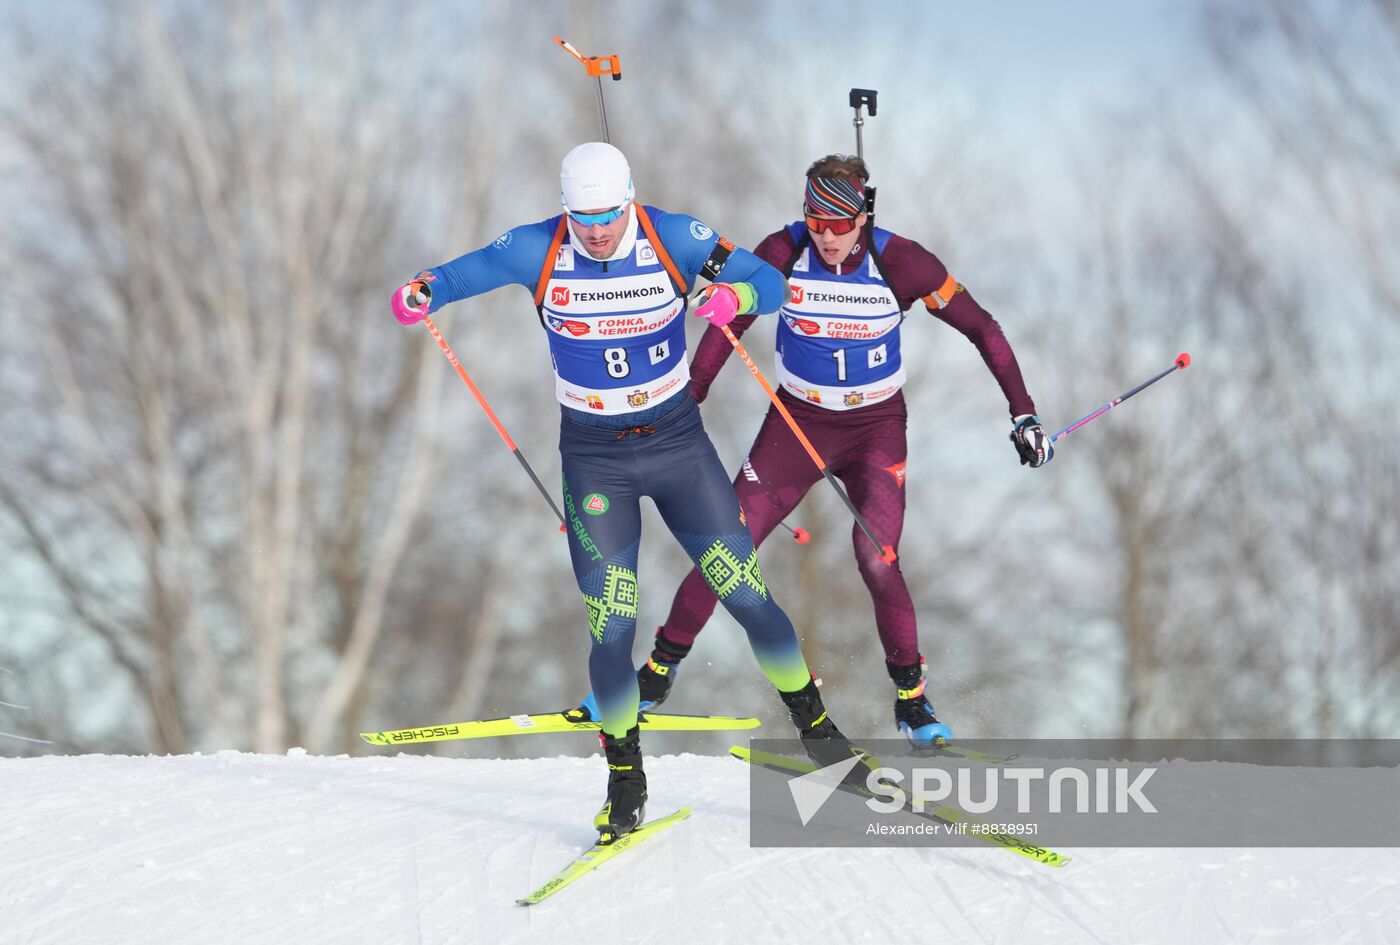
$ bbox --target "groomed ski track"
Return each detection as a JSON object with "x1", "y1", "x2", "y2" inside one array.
[{"x1": 1, "y1": 751, "x2": 1394, "y2": 944}]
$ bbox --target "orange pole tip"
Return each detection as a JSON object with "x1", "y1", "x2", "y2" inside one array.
[
  {"x1": 553, "y1": 35, "x2": 585, "y2": 62},
  {"x1": 879, "y1": 546, "x2": 898, "y2": 565},
  {"x1": 553, "y1": 35, "x2": 621, "y2": 77}
]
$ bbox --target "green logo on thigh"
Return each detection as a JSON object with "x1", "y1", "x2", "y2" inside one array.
[
  {"x1": 583, "y1": 493, "x2": 610, "y2": 515},
  {"x1": 584, "y1": 564, "x2": 639, "y2": 643},
  {"x1": 699, "y1": 541, "x2": 768, "y2": 599}
]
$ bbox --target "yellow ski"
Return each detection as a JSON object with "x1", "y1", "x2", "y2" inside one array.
[
  {"x1": 359, "y1": 711, "x2": 759, "y2": 747},
  {"x1": 517, "y1": 807, "x2": 692, "y2": 906},
  {"x1": 732, "y1": 746, "x2": 1070, "y2": 868}
]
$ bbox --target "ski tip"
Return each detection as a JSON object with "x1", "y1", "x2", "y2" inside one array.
[{"x1": 1176, "y1": 351, "x2": 1191, "y2": 369}]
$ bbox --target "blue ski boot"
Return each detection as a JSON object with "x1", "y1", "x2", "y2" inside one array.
[
  {"x1": 573, "y1": 630, "x2": 689, "y2": 721},
  {"x1": 889, "y1": 658, "x2": 953, "y2": 748}
]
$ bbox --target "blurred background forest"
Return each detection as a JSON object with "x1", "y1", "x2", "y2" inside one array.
[{"x1": 1, "y1": 0, "x2": 1396, "y2": 758}]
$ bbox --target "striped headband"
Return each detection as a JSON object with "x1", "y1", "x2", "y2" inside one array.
[{"x1": 803, "y1": 176, "x2": 866, "y2": 217}]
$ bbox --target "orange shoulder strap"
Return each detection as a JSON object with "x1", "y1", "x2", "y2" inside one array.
[
  {"x1": 633, "y1": 204, "x2": 690, "y2": 297},
  {"x1": 533, "y1": 216, "x2": 570, "y2": 308}
]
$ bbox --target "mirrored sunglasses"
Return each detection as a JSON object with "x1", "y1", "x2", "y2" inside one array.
[
  {"x1": 571, "y1": 204, "x2": 628, "y2": 226},
  {"x1": 804, "y1": 214, "x2": 861, "y2": 236}
]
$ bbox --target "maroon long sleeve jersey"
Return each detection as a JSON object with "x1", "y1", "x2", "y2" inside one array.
[{"x1": 687, "y1": 225, "x2": 1037, "y2": 419}]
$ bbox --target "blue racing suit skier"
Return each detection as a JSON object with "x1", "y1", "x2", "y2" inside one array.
[{"x1": 390, "y1": 143, "x2": 865, "y2": 843}]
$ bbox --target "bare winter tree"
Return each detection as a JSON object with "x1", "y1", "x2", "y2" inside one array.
[
  {"x1": 1196, "y1": 0, "x2": 1400, "y2": 736},
  {"x1": 0, "y1": 2, "x2": 550, "y2": 755},
  {"x1": 21, "y1": 0, "x2": 1385, "y2": 760},
  {"x1": 1007, "y1": 0, "x2": 1400, "y2": 738}
]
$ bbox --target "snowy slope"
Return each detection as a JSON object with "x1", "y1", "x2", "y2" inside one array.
[{"x1": 2, "y1": 751, "x2": 1397, "y2": 945}]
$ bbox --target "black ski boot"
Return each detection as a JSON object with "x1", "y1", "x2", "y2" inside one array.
[
  {"x1": 888, "y1": 658, "x2": 953, "y2": 748},
  {"x1": 594, "y1": 726, "x2": 647, "y2": 845},
  {"x1": 637, "y1": 630, "x2": 691, "y2": 709},
  {"x1": 778, "y1": 679, "x2": 873, "y2": 784}
]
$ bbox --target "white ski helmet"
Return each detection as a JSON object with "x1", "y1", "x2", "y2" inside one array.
[{"x1": 560, "y1": 142, "x2": 634, "y2": 212}]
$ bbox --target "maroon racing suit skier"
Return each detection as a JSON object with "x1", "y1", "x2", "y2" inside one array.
[{"x1": 612, "y1": 154, "x2": 1054, "y2": 747}]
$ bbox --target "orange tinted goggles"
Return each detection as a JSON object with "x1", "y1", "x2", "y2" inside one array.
[{"x1": 804, "y1": 214, "x2": 861, "y2": 235}]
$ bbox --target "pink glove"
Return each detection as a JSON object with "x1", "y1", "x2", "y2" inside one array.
[
  {"x1": 391, "y1": 273, "x2": 435, "y2": 326},
  {"x1": 693, "y1": 283, "x2": 741, "y2": 327}
]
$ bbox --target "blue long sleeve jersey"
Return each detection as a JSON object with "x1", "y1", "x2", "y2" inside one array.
[{"x1": 418, "y1": 207, "x2": 786, "y2": 416}]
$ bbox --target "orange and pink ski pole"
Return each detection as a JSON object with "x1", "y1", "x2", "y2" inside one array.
[
  {"x1": 715, "y1": 323, "x2": 896, "y2": 564},
  {"x1": 1051, "y1": 353, "x2": 1191, "y2": 444},
  {"x1": 423, "y1": 316, "x2": 567, "y2": 530}
]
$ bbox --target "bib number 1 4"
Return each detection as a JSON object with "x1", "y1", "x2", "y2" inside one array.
[{"x1": 833, "y1": 343, "x2": 888, "y2": 381}]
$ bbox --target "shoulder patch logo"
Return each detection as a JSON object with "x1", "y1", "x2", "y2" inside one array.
[
  {"x1": 555, "y1": 246, "x2": 575, "y2": 271},
  {"x1": 689, "y1": 220, "x2": 713, "y2": 241},
  {"x1": 637, "y1": 239, "x2": 657, "y2": 265},
  {"x1": 493, "y1": 231, "x2": 513, "y2": 250}
]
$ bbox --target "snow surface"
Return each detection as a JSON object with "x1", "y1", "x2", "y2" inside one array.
[{"x1": 2, "y1": 750, "x2": 1398, "y2": 945}]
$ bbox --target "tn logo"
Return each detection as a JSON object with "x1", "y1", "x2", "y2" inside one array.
[
  {"x1": 790, "y1": 285, "x2": 804, "y2": 304},
  {"x1": 551, "y1": 286, "x2": 571, "y2": 306}
]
